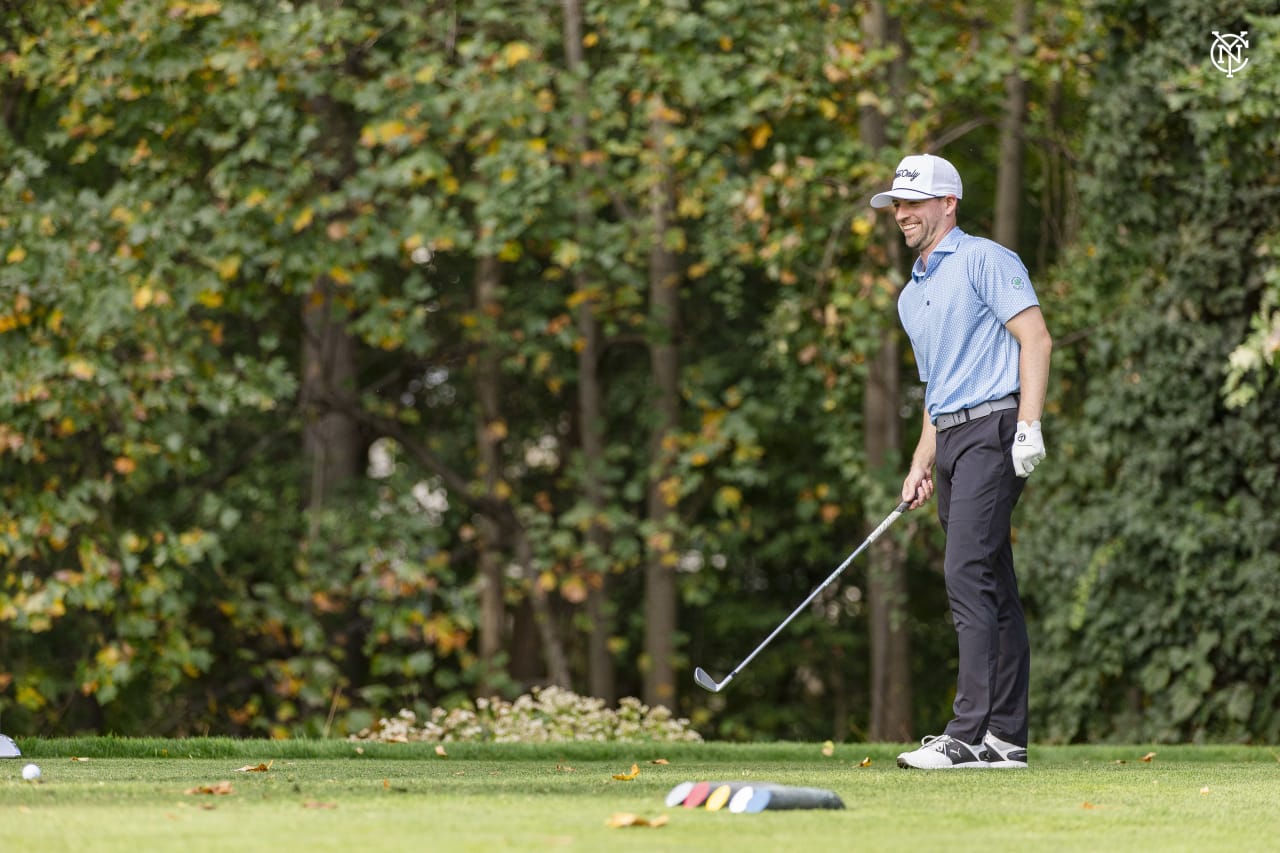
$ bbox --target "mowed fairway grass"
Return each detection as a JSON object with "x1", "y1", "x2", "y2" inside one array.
[{"x1": 2, "y1": 739, "x2": 1278, "y2": 852}]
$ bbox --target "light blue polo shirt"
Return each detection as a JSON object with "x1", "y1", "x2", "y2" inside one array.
[{"x1": 897, "y1": 227, "x2": 1039, "y2": 422}]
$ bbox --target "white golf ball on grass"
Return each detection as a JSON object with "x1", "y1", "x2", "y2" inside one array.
[{"x1": 22, "y1": 763, "x2": 41, "y2": 781}]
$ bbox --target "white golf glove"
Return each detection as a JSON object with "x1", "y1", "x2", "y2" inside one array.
[{"x1": 1011, "y1": 420, "x2": 1045, "y2": 478}]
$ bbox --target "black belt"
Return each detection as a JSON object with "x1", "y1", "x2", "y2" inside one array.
[{"x1": 935, "y1": 395, "x2": 1019, "y2": 431}]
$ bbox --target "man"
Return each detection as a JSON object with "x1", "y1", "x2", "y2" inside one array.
[{"x1": 869, "y1": 153, "x2": 1052, "y2": 770}]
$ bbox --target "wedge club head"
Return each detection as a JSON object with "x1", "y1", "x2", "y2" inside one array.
[{"x1": 693, "y1": 667, "x2": 727, "y2": 693}]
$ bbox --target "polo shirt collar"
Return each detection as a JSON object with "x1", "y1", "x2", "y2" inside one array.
[{"x1": 912, "y1": 227, "x2": 967, "y2": 279}]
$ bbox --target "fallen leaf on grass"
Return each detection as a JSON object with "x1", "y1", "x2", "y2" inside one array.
[
  {"x1": 1200, "y1": 786, "x2": 1211, "y2": 795},
  {"x1": 859, "y1": 757, "x2": 873, "y2": 767},
  {"x1": 821, "y1": 740, "x2": 835, "y2": 757},
  {"x1": 555, "y1": 764, "x2": 576, "y2": 773},
  {"x1": 1081, "y1": 802, "x2": 1101, "y2": 810},
  {"x1": 1141, "y1": 752, "x2": 1157, "y2": 763},
  {"x1": 233, "y1": 761, "x2": 273, "y2": 773},
  {"x1": 185, "y1": 781, "x2": 234, "y2": 796},
  {"x1": 1113, "y1": 760, "x2": 1127, "y2": 765},
  {"x1": 612, "y1": 763, "x2": 640, "y2": 781},
  {"x1": 70, "y1": 757, "x2": 90, "y2": 762},
  {"x1": 650, "y1": 758, "x2": 669, "y2": 765},
  {"x1": 303, "y1": 800, "x2": 337, "y2": 810},
  {"x1": 606, "y1": 813, "x2": 669, "y2": 829},
  {"x1": 435, "y1": 745, "x2": 449, "y2": 758}
]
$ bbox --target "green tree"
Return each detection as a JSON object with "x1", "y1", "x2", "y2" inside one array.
[{"x1": 1021, "y1": 0, "x2": 1280, "y2": 743}]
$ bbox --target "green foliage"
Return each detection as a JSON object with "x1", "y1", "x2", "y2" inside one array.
[
  {"x1": 1021, "y1": 0, "x2": 1280, "y2": 743},
  {"x1": 2, "y1": 0, "x2": 1274, "y2": 747}
]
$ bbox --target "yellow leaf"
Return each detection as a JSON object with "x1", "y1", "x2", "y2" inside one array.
[
  {"x1": 435, "y1": 745, "x2": 448, "y2": 758},
  {"x1": 197, "y1": 289, "x2": 224, "y2": 309},
  {"x1": 606, "y1": 812, "x2": 667, "y2": 828},
  {"x1": 133, "y1": 286, "x2": 154, "y2": 310},
  {"x1": 244, "y1": 189, "x2": 268, "y2": 208},
  {"x1": 67, "y1": 358, "x2": 96, "y2": 380},
  {"x1": 114, "y1": 456, "x2": 137, "y2": 475},
  {"x1": 612, "y1": 763, "x2": 641, "y2": 781},
  {"x1": 502, "y1": 41, "x2": 533, "y2": 67},
  {"x1": 329, "y1": 266, "x2": 352, "y2": 285},
  {"x1": 750, "y1": 123, "x2": 772, "y2": 150},
  {"x1": 649, "y1": 758, "x2": 669, "y2": 765},
  {"x1": 717, "y1": 486, "x2": 742, "y2": 510},
  {"x1": 292, "y1": 207, "x2": 314, "y2": 232},
  {"x1": 583, "y1": 33, "x2": 599, "y2": 48},
  {"x1": 821, "y1": 740, "x2": 835, "y2": 757},
  {"x1": 182, "y1": 1, "x2": 222, "y2": 17},
  {"x1": 129, "y1": 137, "x2": 151, "y2": 165},
  {"x1": 720, "y1": 35, "x2": 733, "y2": 51},
  {"x1": 859, "y1": 756, "x2": 873, "y2": 767},
  {"x1": 216, "y1": 255, "x2": 241, "y2": 281},
  {"x1": 6, "y1": 245, "x2": 26, "y2": 264},
  {"x1": 555, "y1": 242, "x2": 583, "y2": 270},
  {"x1": 232, "y1": 761, "x2": 273, "y2": 773},
  {"x1": 1141, "y1": 752, "x2": 1157, "y2": 763},
  {"x1": 414, "y1": 64, "x2": 438, "y2": 84},
  {"x1": 851, "y1": 217, "x2": 874, "y2": 237},
  {"x1": 819, "y1": 98, "x2": 839, "y2": 120},
  {"x1": 498, "y1": 241, "x2": 522, "y2": 262}
]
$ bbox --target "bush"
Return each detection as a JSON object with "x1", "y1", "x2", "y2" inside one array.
[{"x1": 349, "y1": 686, "x2": 703, "y2": 744}]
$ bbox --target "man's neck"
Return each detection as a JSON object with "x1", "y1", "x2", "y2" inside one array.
[{"x1": 918, "y1": 224, "x2": 958, "y2": 269}]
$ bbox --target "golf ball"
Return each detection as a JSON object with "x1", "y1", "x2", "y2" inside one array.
[{"x1": 22, "y1": 763, "x2": 41, "y2": 781}]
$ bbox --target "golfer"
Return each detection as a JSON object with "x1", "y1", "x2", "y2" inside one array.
[{"x1": 870, "y1": 154, "x2": 1052, "y2": 770}]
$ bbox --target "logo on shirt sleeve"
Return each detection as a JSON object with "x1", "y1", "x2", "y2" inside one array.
[{"x1": 1011, "y1": 276, "x2": 1024, "y2": 290}]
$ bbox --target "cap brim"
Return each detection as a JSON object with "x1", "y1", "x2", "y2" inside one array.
[{"x1": 869, "y1": 188, "x2": 941, "y2": 209}]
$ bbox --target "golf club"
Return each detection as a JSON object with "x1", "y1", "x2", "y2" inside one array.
[{"x1": 694, "y1": 500, "x2": 911, "y2": 693}]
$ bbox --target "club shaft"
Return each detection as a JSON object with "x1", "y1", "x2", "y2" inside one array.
[{"x1": 715, "y1": 501, "x2": 909, "y2": 688}]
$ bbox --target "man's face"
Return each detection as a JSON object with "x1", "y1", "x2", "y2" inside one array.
[{"x1": 892, "y1": 196, "x2": 954, "y2": 255}]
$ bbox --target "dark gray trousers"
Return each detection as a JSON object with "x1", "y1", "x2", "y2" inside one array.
[{"x1": 935, "y1": 408, "x2": 1029, "y2": 747}]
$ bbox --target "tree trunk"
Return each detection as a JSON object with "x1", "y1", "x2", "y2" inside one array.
[
  {"x1": 643, "y1": 102, "x2": 681, "y2": 710},
  {"x1": 473, "y1": 254, "x2": 571, "y2": 690},
  {"x1": 995, "y1": 0, "x2": 1032, "y2": 251},
  {"x1": 301, "y1": 274, "x2": 361, "y2": 515},
  {"x1": 473, "y1": 254, "x2": 507, "y2": 687},
  {"x1": 561, "y1": 0, "x2": 615, "y2": 704},
  {"x1": 859, "y1": 0, "x2": 913, "y2": 743}
]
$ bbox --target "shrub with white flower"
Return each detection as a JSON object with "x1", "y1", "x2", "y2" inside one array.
[{"x1": 350, "y1": 686, "x2": 703, "y2": 743}]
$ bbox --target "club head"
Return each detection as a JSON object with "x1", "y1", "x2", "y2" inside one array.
[{"x1": 693, "y1": 666, "x2": 725, "y2": 693}]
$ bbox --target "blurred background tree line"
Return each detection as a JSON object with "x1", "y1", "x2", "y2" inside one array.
[{"x1": 0, "y1": 0, "x2": 1276, "y2": 743}]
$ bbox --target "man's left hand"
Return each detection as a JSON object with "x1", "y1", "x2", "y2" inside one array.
[{"x1": 1011, "y1": 420, "x2": 1045, "y2": 478}]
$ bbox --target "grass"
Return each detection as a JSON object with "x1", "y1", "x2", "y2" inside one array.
[{"x1": 2, "y1": 739, "x2": 1278, "y2": 852}]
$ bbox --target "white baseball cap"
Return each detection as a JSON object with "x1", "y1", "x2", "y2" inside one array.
[{"x1": 869, "y1": 154, "x2": 963, "y2": 208}]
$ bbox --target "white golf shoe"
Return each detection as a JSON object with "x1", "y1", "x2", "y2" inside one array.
[
  {"x1": 896, "y1": 734, "x2": 989, "y2": 769},
  {"x1": 979, "y1": 731, "x2": 1029, "y2": 768}
]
